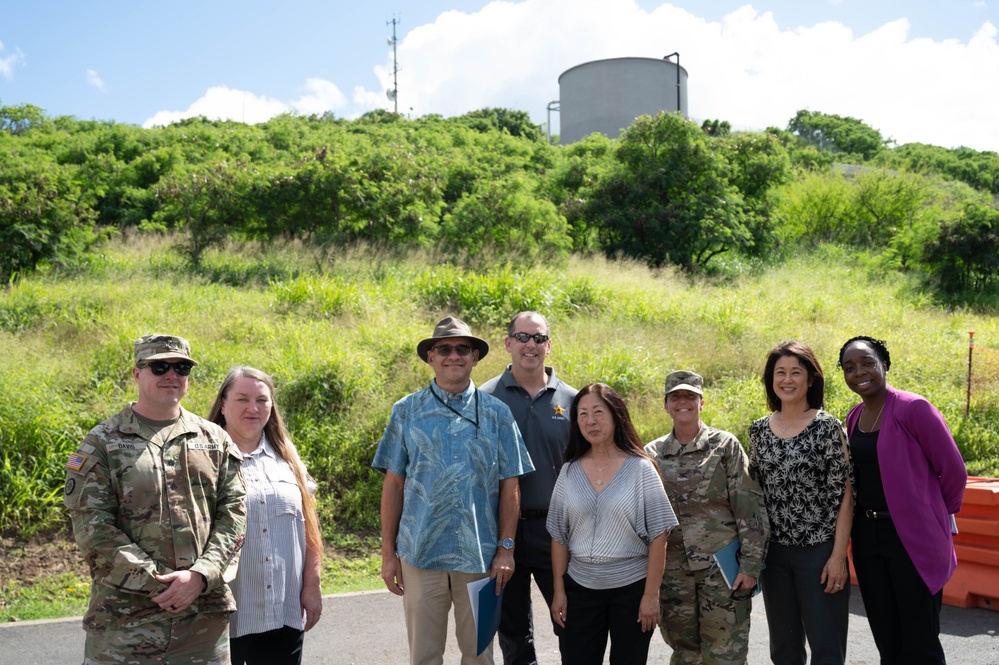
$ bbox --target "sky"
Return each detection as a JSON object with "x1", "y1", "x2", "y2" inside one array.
[{"x1": 1, "y1": 1, "x2": 997, "y2": 151}]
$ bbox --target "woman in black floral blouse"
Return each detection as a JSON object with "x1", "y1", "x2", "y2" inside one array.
[{"x1": 749, "y1": 341, "x2": 853, "y2": 665}]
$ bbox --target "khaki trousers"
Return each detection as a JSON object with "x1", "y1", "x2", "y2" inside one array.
[{"x1": 400, "y1": 559, "x2": 493, "y2": 665}]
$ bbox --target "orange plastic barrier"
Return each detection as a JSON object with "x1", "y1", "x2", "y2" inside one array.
[
  {"x1": 847, "y1": 476, "x2": 999, "y2": 611},
  {"x1": 946, "y1": 477, "x2": 999, "y2": 610}
]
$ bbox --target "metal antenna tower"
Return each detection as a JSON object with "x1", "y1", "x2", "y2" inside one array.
[{"x1": 386, "y1": 17, "x2": 400, "y2": 114}]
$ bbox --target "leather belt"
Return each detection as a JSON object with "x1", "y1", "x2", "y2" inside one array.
[
  {"x1": 863, "y1": 509, "x2": 891, "y2": 520},
  {"x1": 520, "y1": 509, "x2": 548, "y2": 520}
]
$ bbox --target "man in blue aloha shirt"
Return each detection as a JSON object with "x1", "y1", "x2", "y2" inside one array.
[{"x1": 373, "y1": 316, "x2": 534, "y2": 665}]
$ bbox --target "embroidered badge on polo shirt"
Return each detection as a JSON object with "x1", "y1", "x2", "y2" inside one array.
[
  {"x1": 66, "y1": 453, "x2": 87, "y2": 471},
  {"x1": 553, "y1": 404, "x2": 565, "y2": 417}
]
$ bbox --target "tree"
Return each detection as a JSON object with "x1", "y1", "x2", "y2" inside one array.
[
  {"x1": 719, "y1": 132, "x2": 793, "y2": 254},
  {"x1": 847, "y1": 169, "x2": 927, "y2": 246},
  {"x1": 151, "y1": 161, "x2": 257, "y2": 265},
  {"x1": 775, "y1": 171, "x2": 853, "y2": 245},
  {"x1": 884, "y1": 142, "x2": 999, "y2": 196},
  {"x1": 0, "y1": 150, "x2": 102, "y2": 276},
  {"x1": 585, "y1": 112, "x2": 751, "y2": 270},
  {"x1": 923, "y1": 203, "x2": 999, "y2": 293},
  {"x1": 458, "y1": 108, "x2": 543, "y2": 142},
  {"x1": 787, "y1": 110, "x2": 887, "y2": 160},
  {"x1": 0, "y1": 102, "x2": 47, "y2": 135},
  {"x1": 441, "y1": 175, "x2": 571, "y2": 262},
  {"x1": 701, "y1": 119, "x2": 731, "y2": 137},
  {"x1": 775, "y1": 168, "x2": 928, "y2": 252}
]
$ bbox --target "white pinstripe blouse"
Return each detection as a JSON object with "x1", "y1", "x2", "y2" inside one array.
[
  {"x1": 229, "y1": 433, "x2": 313, "y2": 638},
  {"x1": 547, "y1": 455, "x2": 677, "y2": 589}
]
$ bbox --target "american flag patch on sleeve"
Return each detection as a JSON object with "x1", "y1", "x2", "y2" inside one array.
[{"x1": 66, "y1": 453, "x2": 87, "y2": 471}]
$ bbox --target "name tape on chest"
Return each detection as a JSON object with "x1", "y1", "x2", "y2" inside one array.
[
  {"x1": 188, "y1": 441, "x2": 223, "y2": 451},
  {"x1": 106, "y1": 441, "x2": 142, "y2": 451}
]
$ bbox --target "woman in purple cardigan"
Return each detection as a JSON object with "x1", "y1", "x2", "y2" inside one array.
[{"x1": 838, "y1": 336, "x2": 967, "y2": 665}]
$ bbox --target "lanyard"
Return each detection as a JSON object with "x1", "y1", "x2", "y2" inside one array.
[{"x1": 431, "y1": 384, "x2": 479, "y2": 429}]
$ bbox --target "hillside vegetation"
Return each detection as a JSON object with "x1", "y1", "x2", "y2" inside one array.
[
  {"x1": 3, "y1": 103, "x2": 999, "y2": 301},
  {"x1": 2, "y1": 102, "x2": 999, "y2": 538},
  {"x1": 2, "y1": 239, "x2": 997, "y2": 538}
]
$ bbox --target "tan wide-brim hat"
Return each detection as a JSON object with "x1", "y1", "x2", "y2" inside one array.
[{"x1": 416, "y1": 316, "x2": 489, "y2": 362}]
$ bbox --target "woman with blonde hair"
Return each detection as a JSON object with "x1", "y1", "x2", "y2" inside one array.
[{"x1": 209, "y1": 367, "x2": 323, "y2": 665}]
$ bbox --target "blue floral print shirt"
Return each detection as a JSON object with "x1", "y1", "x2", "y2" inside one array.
[{"x1": 372, "y1": 380, "x2": 534, "y2": 573}]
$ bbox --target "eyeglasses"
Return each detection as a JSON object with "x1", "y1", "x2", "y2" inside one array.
[
  {"x1": 137, "y1": 361, "x2": 195, "y2": 376},
  {"x1": 432, "y1": 344, "x2": 474, "y2": 357},
  {"x1": 510, "y1": 332, "x2": 550, "y2": 344}
]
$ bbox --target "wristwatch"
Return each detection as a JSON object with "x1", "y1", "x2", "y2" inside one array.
[{"x1": 498, "y1": 538, "x2": 515, "y2": 550}]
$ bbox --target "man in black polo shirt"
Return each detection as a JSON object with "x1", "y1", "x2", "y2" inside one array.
[{"x1": 480, "y1": 312, "x2": 578, "y2": 665}]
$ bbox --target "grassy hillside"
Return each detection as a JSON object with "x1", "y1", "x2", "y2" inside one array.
[{"x1": 1, "y1": 237, "x2": 997, "y2": 538}]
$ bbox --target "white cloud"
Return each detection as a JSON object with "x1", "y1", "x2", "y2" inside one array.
[
  {"x1": 86, "y1": 69, "x2": 106, "y2": 92},
  {"x1": 0, "y1": 42, "x2": 25, "y2": 80},
  {"x1": 143, "y1": 79, "x2": 353, "y2": 128},
  {"x1": 144, "y1": 85, "x2": 294, "y2": 128},
  {"x1": 349, "y1": 0, "x2": 999, "y2": 151},
  {"x1": 140, "y1": 1, "x2": 999, "y2": 151},
  {"x1": 289, "y1": 78, "x2": 348, "y2": 116}
]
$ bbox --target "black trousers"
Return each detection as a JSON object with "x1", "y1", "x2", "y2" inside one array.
[
  {"x1": 761, "y1": 540, "x2": 850, "y2": 665},
  {"x1": 230, "y1": 625, "x2": 305, "y2": 665},
  {"x1": 852, "y1": 517, "x2": 946, "y2": 665},
  {"x1": 499, "y1": 516, "x2": 559, "y2": 665},
  {"x1": 558, "y1": 575, "x2": 654, "y2": 665}
]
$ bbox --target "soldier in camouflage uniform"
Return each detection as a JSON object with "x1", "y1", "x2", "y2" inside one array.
[
  {"x1": 64, "y1": 334, "x2": 246, "y2": 665},
  {"x1": 645, "y1": 371, "x2": 769, "y2": 665}
]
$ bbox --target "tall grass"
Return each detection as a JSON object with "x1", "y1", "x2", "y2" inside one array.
[{"x1": 1, "y1": 237, "x2": 998, "y2": 536}]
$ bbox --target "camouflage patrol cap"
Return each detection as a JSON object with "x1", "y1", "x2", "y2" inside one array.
[
  {"x1": 134, "y1": 334, "x2": 199, "y2": 365},
  {"x1": 664, "y1": 370, "x2": 703, "y2": 396}
]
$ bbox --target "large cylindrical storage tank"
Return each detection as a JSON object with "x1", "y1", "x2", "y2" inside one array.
[{"x1": 558, "y1": 57, "x2": 688, "y2": 144}]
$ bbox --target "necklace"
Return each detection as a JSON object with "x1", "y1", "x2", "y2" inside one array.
[
  {"x1": 777, "y1": 411, "x2": 802, "y2": 435},
  {"x1": 590, "y1": 455, "x2": 615, "y2": 488},
  {"x1": 858, "y1": 401, "x2": 885, "y2": 433},
  {"x1": 778, "y1": 411, "x2": 790, "y2": 434},
  {"x1": 776, "y1": 410, "x2": 814, "y2": 437}
]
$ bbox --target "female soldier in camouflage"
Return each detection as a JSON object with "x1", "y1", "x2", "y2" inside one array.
[{"x1": 646, "y1": 370, "x2": 769, "y2": 665}]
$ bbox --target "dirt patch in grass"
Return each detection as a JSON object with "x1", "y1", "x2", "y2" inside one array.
[{"x1": 0, "y1": 532, "x2": 87, "y2": 588}]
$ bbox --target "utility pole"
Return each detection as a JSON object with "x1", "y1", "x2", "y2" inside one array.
[
  {"x1": 967, "y1": 331, "x2": 975, "y2": 415},
  {"x1": 386, "y1": 17, "x2": 399, "y2": 114}
]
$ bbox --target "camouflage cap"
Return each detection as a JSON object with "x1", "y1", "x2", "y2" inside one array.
[
  {"x1": 664, "y1": 370, "x2": 703, "y2": 396},
  {"x1": 134, "y1": 334, "x2": 199, "y2": 365}
]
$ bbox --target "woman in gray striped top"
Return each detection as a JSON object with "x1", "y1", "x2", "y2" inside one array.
[
  {"x1": 209, "y1": 367, "x2": 323, "y2": 665},
  {"x1": 547, "y1": 383, "x2": 678, "y2": 664}
]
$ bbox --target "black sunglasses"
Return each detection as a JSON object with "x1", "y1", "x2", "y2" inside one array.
[
  {"x1": 138, "y1": 360, "x2": 195, "y2": 376},
  {"x1": 432, "y1": 344, "x2": 474, "y2": 357},
  {"x1": 510, "y1": 332, "x2": 550, "y2": 344}
]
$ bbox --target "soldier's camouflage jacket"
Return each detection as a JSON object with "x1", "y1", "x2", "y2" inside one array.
[
  {"x1": 64, "y1": 404, "x2": 246, "y2": 631},
  {"x1": 645, "y1": 425, "x2": 769, "y2": 576}
]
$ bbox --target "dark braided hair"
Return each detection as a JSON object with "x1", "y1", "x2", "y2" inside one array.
[{"x1": 838, "y1": 336, "x2": 891, "y2": 371}]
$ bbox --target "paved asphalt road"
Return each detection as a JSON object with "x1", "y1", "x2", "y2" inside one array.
[{"x1": 2, "y1": 584, "x2": 997, "y2": 664}]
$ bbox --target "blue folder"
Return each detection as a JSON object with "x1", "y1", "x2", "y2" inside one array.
[
  {"x1": 712, "y1": 540, "x2": 763, "y2": 596},
  {"x1": 467, "y1": 576, "x2": 504, "y2": 655}
]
